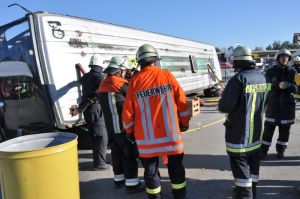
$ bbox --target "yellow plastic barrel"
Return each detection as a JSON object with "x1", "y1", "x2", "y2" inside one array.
[{"x1": 0, "y1": 132, "x2": 79, "y2": 199}]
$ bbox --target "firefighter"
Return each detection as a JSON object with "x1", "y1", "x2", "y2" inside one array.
[
  {"x1": 122, "y1": 44, "x2": 191, "y2": 199},
  {"x1": 70, "y1": 54, "x2": 108, "y2": 170},
  {"x1": 292, "y1": 56, "x2": 300, "y2": 98},
  {"x1": 218, "y1": 46, "x2": 268, "y2": 199},
  {"x1": 98, "y1": 56, "x2": 143, "y2": 193},
  {"x1": 292, "y1": 56, "x2": 300, "y2": 73},
  {"x1": 261, "y1": 49, "x2": 297, "y2": 159}
]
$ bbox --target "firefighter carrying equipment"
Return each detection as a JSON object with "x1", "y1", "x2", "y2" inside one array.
[
  {"x1": 218, "y1": 67, "x2": 269, "y2": 156},
  {"x1": 275, "y1": 48, "x2": 292, "y2": 61},
  {"x1": 231, "y1": 46, "x2": 253, "y2": 61},
  {"x1": 122, "y1": 66, "x2": 190, "y2": 158},
  {"x1": 77, "y1": 63, "x2": 107, "y2": 168},
  {"x1": 77, "y1": 65, "x2": 105, "y2": 113}
]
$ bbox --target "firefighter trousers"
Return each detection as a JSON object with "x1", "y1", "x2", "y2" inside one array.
[
  {"x1": 111, "y1": 134, "x2": 139, "y2": 187},
  {"x1": 84, "y1": 104, "x2": 108, "y2": 167},
  {"x1": 261, "y1": 122, "x2": 291, "y2": 154},
  {"x1": 229, "y1": 152, "x2": 260, "y2": 199},
  {"x1": 140, "y1": 153, "x2": 186, "y2": 199},
  {"x1": 92, "y1": 135, "x2": 108, "y2": 167}
]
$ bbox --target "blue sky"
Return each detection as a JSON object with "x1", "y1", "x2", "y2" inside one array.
[{"x1": 0, "y1": 0, "x2": 299, "y2": 50}]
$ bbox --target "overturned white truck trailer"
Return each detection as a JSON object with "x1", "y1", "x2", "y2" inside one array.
[{"x1": 0, "y1": 12, "x2": 221, "y2": 140}]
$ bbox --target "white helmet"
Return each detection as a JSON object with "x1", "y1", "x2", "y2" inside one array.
[
  {"x1": 231, "y1": 46, "x2": 253, "y2": 61},
  {"x1": 275, "y1": 49, "x2": 292, "y2": 61},
  {"x1": 293, "y1": 56, "x2": 300, "y2": 63},
  {"x1": 89, "y1": 54, "x2": 104, "y2": 67},
  {"x1": 104, "y1": 56, "x2": 133, "y2": 74},
  {"x1": 136, "y1": 44, "x2": 160, "y2": 63}
]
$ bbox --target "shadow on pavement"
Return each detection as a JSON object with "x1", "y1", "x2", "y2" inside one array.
[
  {"x1": 260, "y1": 155, "x2": 300, "y2": 167},
  {"x1": 80, "y1": 177, "x2": 300, "y2": 199},
  {"x1": 182, "y1": 154, "x2": 231, "y2": 171},
  {"x1": 149, "y1": 154, "x2": 300, "y2": 171},
  {"x1": 78, "y1": 152, "x2": 112, "y2": 171}
]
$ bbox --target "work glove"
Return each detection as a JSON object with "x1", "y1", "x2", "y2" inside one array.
[
  {"x1": 69, "y1": 105, "x2": 79, "y2": 116},
  {"x1": 279, "y1": 81, "x2": 291, "y2": 90}
]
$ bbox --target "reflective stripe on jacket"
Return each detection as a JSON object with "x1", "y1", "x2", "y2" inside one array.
[
  {"x1": 122, "y1": 66, "x2": 190, "y2": 158},
  {"x1": 218, "y1": 68, "x2": 269, "y2": 156},
  {"x1": 99, "y1": 75, "x2": 128, "y2": 135}
]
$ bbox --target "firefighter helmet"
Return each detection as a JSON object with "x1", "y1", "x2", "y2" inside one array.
[
  {"x1": 136, "y1": 44, "x2": 160, "y2": 63},
  {"x1": 103, "y1": 56, "x2": 132, "y2": 74},
  {"x1": 293, "y1": 56, "x2": 300, "y2": 63},
  {"x1": 275, "y1": 49, "x2": 292, "y2": 61},
  {"x1": 89, "y1": 54, "x2": 104, "y2": 67},
  {"x1": 231, "y1": 46, "x2": 253, "y2": 61}
]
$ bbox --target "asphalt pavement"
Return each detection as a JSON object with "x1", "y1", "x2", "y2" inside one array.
[{"x1": 78, "y1": 102, "x2": 300, "y2": 199}]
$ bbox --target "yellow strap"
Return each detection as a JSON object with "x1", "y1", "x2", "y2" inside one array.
[
  {"x1": 171, "y1": 181, "x2": 187, "y2": 189},
  {"x1": 146, "y1": 186, "x2": 161, "y2": 194},
  {"x1": 293, "y1": 93, "x2": 300, "y2": 99}
]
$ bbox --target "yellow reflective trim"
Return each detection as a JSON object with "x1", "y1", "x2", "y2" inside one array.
[
  {"x1": 292, "y1": 94, "x2": 300, "y2": 99},
  {"x1": 249, "y1": 93, "x2": 257, "y2": 143},
  {"x1": 226, "y1": 144, "x2": 261, "y2": 153},
  {"x1": 295, "y1": 73, "x2": 300, "y2": 86},
  {"x1": 245, "y1": 84, "x2": 268, "y2": 93},
  {"x1": 146, "y1": 186, "x2": 161, "y2": 194},
  {"x1": 171, "y1": 181, "x2": 187, "y2": 189}
]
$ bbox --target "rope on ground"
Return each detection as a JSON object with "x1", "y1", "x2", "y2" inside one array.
[{"x1": 182, "y1": 118, "x2": 225, "y2": 134}]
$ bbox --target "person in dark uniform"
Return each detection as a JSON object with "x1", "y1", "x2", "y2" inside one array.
[
  {"x1": 292, "y1": 56, "x2": 300, "y2": 96},
  {"x1": 261, "y1": 49, "x2": 297, "y2": 160},
  {"x1": 218, "y1": 46, "x2": 268, "y2": 199},
  {"x1": 292, "y1": 56, "x2": 300, "y2": 73},
  {"x1": 70, "y1": 54, "x2": 108, "y2": 170},
  {"x1": 99, "y1": 56, "x2": 143, "y2": 193}
]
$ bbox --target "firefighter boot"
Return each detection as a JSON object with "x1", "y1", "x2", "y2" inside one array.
[
  {"x1": 114, "y1": 179, "x2": 125, "y2": 188},
  {"x1": 276, "y1": 152, "x2": 285, "y2": 159},
  {"x1": 125, "y1": 182, "x2": 145, "y2": 194},
  {"x1": 260, "y1": 146, "x2": 269, "y2": 160}
]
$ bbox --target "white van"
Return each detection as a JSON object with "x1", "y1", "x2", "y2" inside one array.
[{"x1": 0, "y1": 12, "x2": 221, "y2": 136}]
